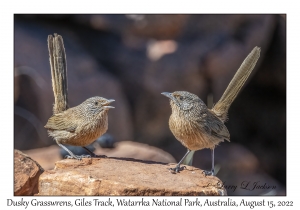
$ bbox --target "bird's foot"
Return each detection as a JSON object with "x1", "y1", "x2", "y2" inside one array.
[
  {"x1": 169, "y1": 165, "x2": 186, "y2": 174},
  {"x1": 64, "y1": 154, "x2": 91, "y2": 160},
  {"x1": 202, "y1": 170, "x2": 214, "y2": 176}
]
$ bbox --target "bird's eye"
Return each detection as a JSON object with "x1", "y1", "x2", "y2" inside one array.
[
  {"x1": 94, "y1": 102, "x2": 98, "y2": 106},
  {"x1": 179, "y1": 96, "x2": 183, "y2": 100}
]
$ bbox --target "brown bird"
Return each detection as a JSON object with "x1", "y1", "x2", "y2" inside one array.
[
  {"x1": 44, "y1": 34, "x2": 114, "y2": 160},
  {"x1": 162, "y1": 46, "x2": 261, "y2": 174}
]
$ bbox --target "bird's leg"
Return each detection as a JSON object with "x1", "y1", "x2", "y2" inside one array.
[
  {"x1": 203, "y1": 149, "x2": 215, "y2": 176},
  {"x1": 211, "y1": 148, "x2": 215, "y2": 175},
  {"x1": 170, "y1": 149, "x2": 191, "y2": 173},
  {"x1": 82, "y1": 146, "x2": 106, "y2": 158},
  {"x1": 56, "y1": 141, "x2": 83, "y2": 160}
]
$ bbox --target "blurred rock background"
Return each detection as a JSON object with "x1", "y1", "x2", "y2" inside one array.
[{"x1": 14, "y1": 14, "x2": 286, "y2": 195}]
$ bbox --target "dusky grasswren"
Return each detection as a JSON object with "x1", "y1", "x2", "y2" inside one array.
[
  {"x1": 162, "y1": 46, "x2": 261, "y2": 174},
  {"x1": 44, "y1": 34, "x2": 114, "y2": 160}
]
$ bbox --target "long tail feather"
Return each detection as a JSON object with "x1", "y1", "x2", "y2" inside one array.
[
  {"x1": 212, "y1": 46, "x2": 261, "y2": 121},
  {"x1": 48, "y1": 34, "x2": 68, "y2": 114}
]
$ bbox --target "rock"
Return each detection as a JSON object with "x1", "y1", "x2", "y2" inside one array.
[
  {"x1": 14, "y1": 149, "x2": 44, "y2": 196},
  {"x1": 22, "y1": 145, "x2": 61, "y2": 170},
  {"x1": 38, "y1": 158, "x2": 226, "y2": 196}
]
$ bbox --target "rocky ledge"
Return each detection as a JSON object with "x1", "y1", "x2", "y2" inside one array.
[{"x1": 38, "y1": 157, "x2": 226, "y2": 196}]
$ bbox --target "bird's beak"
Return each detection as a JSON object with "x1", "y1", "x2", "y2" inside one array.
[
  {"x1": 103, "y1": 99, "x2": 115, "y2": 109},
  {"x1": 161, "y1": 92, "x2": 181, "y2": 107},
  {"x1": 161, "y1": 92, "x2": 175, "y2": 100}
]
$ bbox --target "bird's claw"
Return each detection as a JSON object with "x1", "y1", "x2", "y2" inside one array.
[
  {"x1": 169, "y1": 166, "x2": 186, "y2": 173},
  {"x1": 202, "y1": 170, "x2": 214, "y2": 176},
  {"x1": 65, "y1": 155, "x2": 82, "y2": 160},
  {"x1": 80, "y1": 154, "x2": 92, "y2": 158},
  {"x1": 64, "y1": 154, "x2": 91, "y2": 160}
]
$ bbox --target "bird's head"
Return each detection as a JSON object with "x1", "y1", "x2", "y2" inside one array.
[
  {"x1": 161, "y1": 91, "x2": 204, "y2": 112},
  {"x1": 83, "y1": 96, "x2": 115, "y2": 115}
]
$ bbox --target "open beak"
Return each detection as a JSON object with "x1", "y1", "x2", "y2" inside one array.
[{"x1": 103, "y1": 99, "x2": 115, "y2": 109}]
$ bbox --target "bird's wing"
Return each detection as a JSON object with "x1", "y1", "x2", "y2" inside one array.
[
  {"x1": 200, "y1": 110, "x2": 230, "y2": 141},
  {"x1": 44, "y1": 112, "x2": 77, "y2": 132}
]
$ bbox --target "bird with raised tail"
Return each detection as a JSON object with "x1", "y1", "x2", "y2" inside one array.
[
  {"x1": 162, "y1": 46, "x2": 261, "y2": 174},
  {"x1": 44, "y1": 34, "x2": 115, "y2": 160}
]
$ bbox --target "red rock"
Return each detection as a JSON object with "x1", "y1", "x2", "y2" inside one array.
[
  {"x1": 38, "y1": 157, "x2": 226, "y2": 196},
  {"x1": 14, "y1": 150, "x2": 44, "y2": 195},
  {"x1": 22, "y1": 145, "x2": 61, "y2": 170}
]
